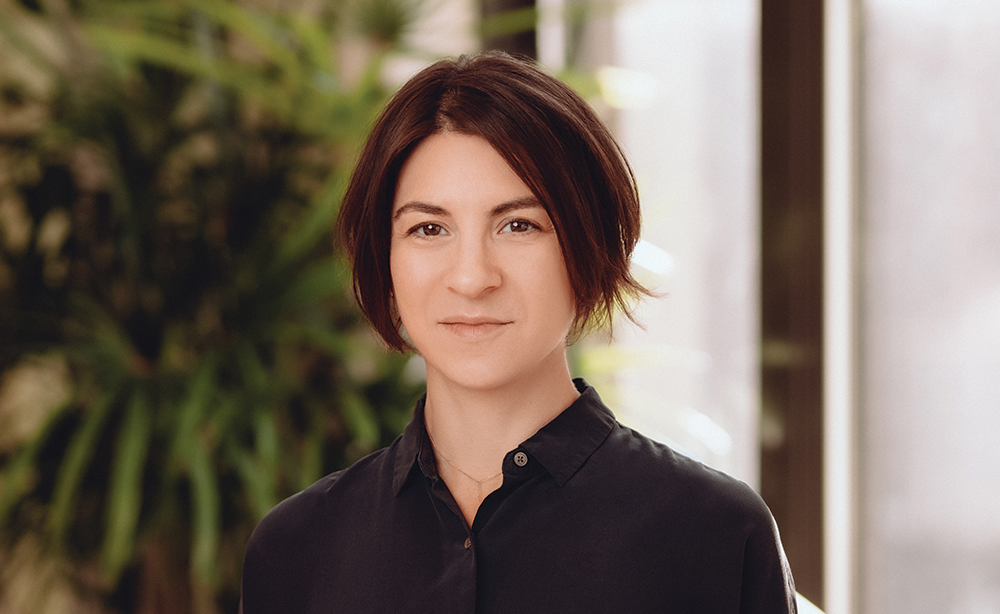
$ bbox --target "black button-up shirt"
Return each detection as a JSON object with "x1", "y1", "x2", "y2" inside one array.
[{"x1": 241, "y1": 381, "x2": 797, "y2": 613}]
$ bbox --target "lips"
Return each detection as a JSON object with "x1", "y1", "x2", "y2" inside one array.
[
  {"x1": 439, "y1": 316, "x2": 512, "y2": 340},
  {"x1": 441, "y1": 316, "x2": 510, "y2": 325}
]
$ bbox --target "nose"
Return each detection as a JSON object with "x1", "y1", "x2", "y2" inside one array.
[{"x1": 445, "y1": 234, "x2": 501, "y2": 298}]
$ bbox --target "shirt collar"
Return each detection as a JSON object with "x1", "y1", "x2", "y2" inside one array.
[
  {"x1": 393, "y1": 395, "x2": 433, "y2": 495},
  {"x1": 392, "y1": 379, "x2": 616, "y2": 495}
]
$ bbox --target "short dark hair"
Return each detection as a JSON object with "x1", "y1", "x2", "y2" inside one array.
[{"x1": 336, "y1": 51, "x2": 650, "y2": 352}]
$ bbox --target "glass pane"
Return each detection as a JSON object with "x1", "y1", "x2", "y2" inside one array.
[
  {"x1": 577, "y1": 0, "x2": 760, "y2": 485},
  {"x1": 860, "y1": 2, "x2": 1000, "y2": 612}
]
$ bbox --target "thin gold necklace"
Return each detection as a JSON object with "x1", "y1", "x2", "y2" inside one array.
[{"x1": 427, "y1": 432, "x2": 503, "y2": 485}]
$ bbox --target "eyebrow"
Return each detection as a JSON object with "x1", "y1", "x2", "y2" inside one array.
[{"x1": 392, "y1": 196, "x2": 544, "y2": 222}]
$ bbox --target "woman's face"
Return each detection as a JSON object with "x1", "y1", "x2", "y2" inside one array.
[{"x1": 389, "y1": 132, "x2": 576, "y2": 393}]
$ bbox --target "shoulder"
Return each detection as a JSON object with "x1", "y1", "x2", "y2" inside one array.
[
  {"x1": 563, "y1": 383, "x2": 770, "y2": 527},
  {"x1": 242, "y1": 440, "x2": 400, "y2": 580},
  {"x1": 240, "y1": 441, "x2": 404, "y2": 612},
  {"x1": 240, "y1": 438, "x2": 412, "y2": 612},
  {"x1": 595, "y1": 422, "x2": 774, "y2": 531},
  {"x1": 579, "y1": 422, "x2": 796, "y2": 611},
  {"x1": 251, "y1": 440, "x2": 399, "y2": 543},
  {"x1": 596, "y1": 423, "x2": 796, "y2": 610}
]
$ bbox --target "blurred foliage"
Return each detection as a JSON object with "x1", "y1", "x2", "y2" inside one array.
[{"x1": 0, "y1": 0, "x2": 429, "y2": 611}]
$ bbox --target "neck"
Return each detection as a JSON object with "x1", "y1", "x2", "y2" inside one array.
[
  {"x1": 423, "y1": 362, "x2": 579, "y2": 478},
  {"x1": 422, "y1": 355, "x2": 579, "y2": 526}
]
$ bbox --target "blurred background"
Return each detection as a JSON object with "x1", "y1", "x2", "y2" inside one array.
[{"x1": 0, "y1": 0, "x2": 998, "y2": 613}]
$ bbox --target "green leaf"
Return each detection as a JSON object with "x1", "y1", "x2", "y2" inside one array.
[
  {"x1": 235, "y1": 343, "x2": 269, "y2": 395},
  {"x1": 286, "y1": 13, "x2": 335, "y2": 74},
  {"x1": 269, "y1": 169, "x2": 349, "y2": 274},
  {"x1": 479, "y1": 6, "x2": 538, "y2": 39},
  {"x1": 49, "y1": 391, "x2": 117, "y2": 547},
  {"x1": 83, "y1": 24, "x2": 291, "y2": 116},
  {"x1": 190, "y1": 0, "x2": 304, "y2": 91},
  {"x1": 354, "y1": 0, "x2": 423, "y2": 45},
  {"x1": 228, "y1": 409, "x2": 280, "y2": 521},
  {"x1": 276, "y1": 322, "x2": 352, "y2": 357},
  {"x1": 208, "y1": 393, "x2": 242, "y2": 447},
  {"x1": 279, "y1": 259, "x2": 348, "y2": 309},
  {"x1": 64, "y1": 295, "x2": 134, "y2": 376},
  {"x1": 297, "y1": 428, "x2": 324, "y2": 492},
  {"x1": 254, "y1": 411, "x2": 280, "y2": 475},
  {"x1": 340, "y1": 390, "x2": 379, "y2": 452},
  {"x1": 101, "y1": 387, "x2": 153, "y2": 582},
  {"x1": 0, "y1": 399, "x2": 72, "y2": 525},
  {"x1": 168, "y1": 357, "x2": 217, "y2": 473},
  {"x1": 295, "y1": 402, "x2": 327, "y2": 491},
  {"x1": 189, "y1": 435, "x2": 220, "y2": 583},
  {"x1": 227, "y1": 442, "x2": 275, "y2": 522}
]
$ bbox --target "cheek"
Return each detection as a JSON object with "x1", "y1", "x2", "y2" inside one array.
[
  {"x1": 389, "y1": 250, "x2": 411, "y2": 306},
  {"x1": 389, "y1": 247, "x2": 432, "y2": 319},
  {"x1": 528, "y1": 252, "x2": 577, "y2": 320}
]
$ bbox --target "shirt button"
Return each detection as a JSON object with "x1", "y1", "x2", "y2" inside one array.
[
  {"x1": 464, "y1": 537, "x2": 472, "y2": 549},
  {"x1": 514, "y1": 451, "x2": 528, "y2": 467}
]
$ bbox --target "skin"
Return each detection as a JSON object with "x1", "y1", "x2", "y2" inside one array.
[{"x1": 390, "y1": 131, "x2": 581, "y2": 524}]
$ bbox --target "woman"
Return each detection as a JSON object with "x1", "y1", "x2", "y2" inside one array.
[{"x1": 241, "y1": 51, "x2": 797, "y2": 613}]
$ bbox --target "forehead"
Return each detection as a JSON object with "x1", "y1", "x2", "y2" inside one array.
[{"x1": 392, "y1": 132, "x2": 535, "y2": 214}]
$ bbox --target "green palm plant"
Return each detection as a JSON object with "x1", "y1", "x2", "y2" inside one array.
[{"x1": 0, "y1": 1, "x2": 426, "y2": 611}]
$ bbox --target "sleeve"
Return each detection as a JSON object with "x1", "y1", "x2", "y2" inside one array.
[{"x1": 739, "y1": 511, "x2": 798, "y2": 614}]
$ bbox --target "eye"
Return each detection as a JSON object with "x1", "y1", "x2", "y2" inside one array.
[
  {"x1": 409, "y1": 223, "x2": 447, "y2": 237},
  {"x1": 501, "y1": 219, "x2": 539, "y2": 234}
]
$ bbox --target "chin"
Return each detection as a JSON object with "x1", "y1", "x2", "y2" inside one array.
[
  {"x1": 433, "y1": 367, "x2": 512, "y2": 392},
  {"x1": 424, "y1": 354, "x2": 523, "y2": 391}
]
